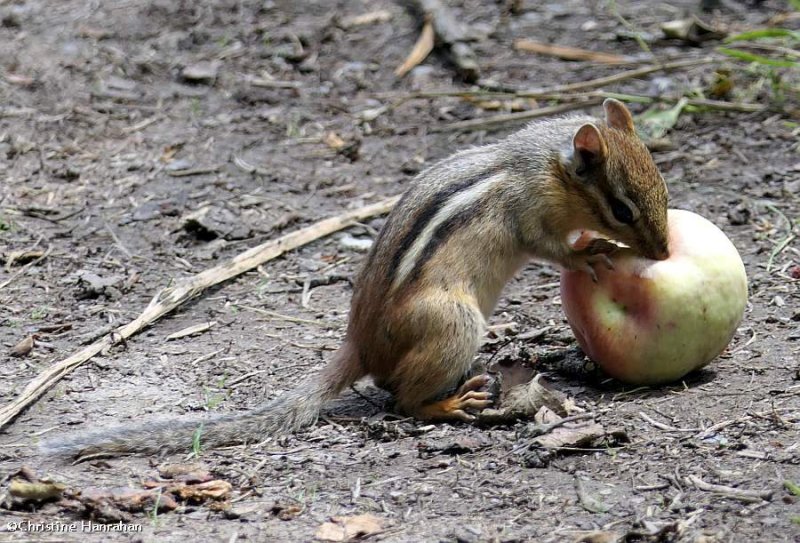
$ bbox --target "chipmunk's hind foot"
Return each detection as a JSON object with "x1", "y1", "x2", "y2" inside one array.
[{"x1": 411, "y1": 374, "x2": 493, "y2": 423}]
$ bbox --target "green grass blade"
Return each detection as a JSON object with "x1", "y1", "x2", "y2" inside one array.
[
  {"x1": 725, "y1": 28, "x2": 800, "y2": 42},
  {"x1": 718, "y1": 47, "x2": 800, "y2": 68}
]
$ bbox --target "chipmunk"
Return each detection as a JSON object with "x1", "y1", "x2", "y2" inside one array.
[{"x1": 42, "y1": 98, "x2": 668, "y2": 457}]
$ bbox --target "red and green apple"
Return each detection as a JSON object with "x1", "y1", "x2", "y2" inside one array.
[{"x1": 560, "y1": 209, "x2": 748, "y2": 385}]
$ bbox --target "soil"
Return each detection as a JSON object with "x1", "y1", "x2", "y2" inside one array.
[{"x1": 1, "y1": 0, "x2": 799, "y2": 541}]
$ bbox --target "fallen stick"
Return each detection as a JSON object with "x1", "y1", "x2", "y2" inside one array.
[
  {"x1": 436, "y1": 98, "x2": 604, "y2": 131},
  {"x1": 0, "y1": 196, "x2": 400, "y2": 430},
  {"x1": 513, "y1": 39, "x2": 628, "y2": 64},
  {"x1": 434, "y1": 91, "x2": 764, "y2": 133},
  {"x1": 390, "y1": 57, "x2": 715, "y2": 101},
  {"x1": 408, "y1": 0, "x2": 479, "y2": 82},
  {"x1": 517, "y1": 57, "x2": 716, "y2": 96},
  {"x1": 516, "y1": 90, "x2": 766, "y2": 113},
  {"x1": 685, "y1": 475, "x2": 773, "y2": 502},
  {"x1": 550, "y1": 91, "x2": 767, "y2": 113}
]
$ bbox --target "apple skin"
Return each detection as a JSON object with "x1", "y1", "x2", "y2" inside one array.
[{"x1": 560, "y1": 209, "x2": 748, "y2": 385}]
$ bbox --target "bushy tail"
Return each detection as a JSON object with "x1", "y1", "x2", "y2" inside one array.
[{"x1": 40, "y1": 344, "x2": 362, "y2": 457}]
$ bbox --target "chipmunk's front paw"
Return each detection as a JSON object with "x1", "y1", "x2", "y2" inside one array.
[
  {"x1": 582, "y1": 253, "x2": 615, "y2": 282},
  {"x1": 565, "y1": 240, "x2": 617, "y2": 282},
  {"x1": 585, "y1": 238, "x2": 619, "y2": 256}
]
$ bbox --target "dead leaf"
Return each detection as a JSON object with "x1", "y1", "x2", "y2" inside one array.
[
  {"x1": 534, "y1": 406, "x2": 562, "y2": 425},
  {"x1": 322, "y1": 132, "x2": 360, "y2": 161},
  {"x1": 661, "y1": 16, "x2": 725, "y2": 45},
  {"x1": 173, "y1": 480, "x2": 232, "y2": 501},
  {"x1": 513, "y1": 39, "x2": 627, "y2": 64},
  {"x1": 5, "y1": 249, "x2": 46, "y2": 270},
  {"x1": 561, "y1": 397, "x2": 584, "y2": 415},
  {"x1": 637, "y1": 98, "x2": 689, "y2": 140},
  {"x1": 492, "y1": 357, "x2": 536, "y2": 389},
  {"x1": 80, "y1": 486, "x2": 178, "y2": 514},
  {"x1": 9, "y1": 479, "x2": 66, "y2": 501},
  {"x1": 142, "y1": 479, "x2": 231, "y2": 503},
  {"x1": 395, "y1": 19, "x2": 435, "y2": 78},
  {"x1": 533, "y1": 422, "x2": 607, "y2": 449},
  {"x1": 10, "y1": 335, "x2": 36, "y2": 357},
  {"x1": 271, "y1": 502, "x2": 303, "y2": 521},
  {"x1": 478, "y1": 373, "x2": 568, "y2": 424},
  {"x1": 709, "y1": 68, "x2": 734, "y2": 99},
  {"x1": 160, "y1": 143, "x2": 183, "y2": 163},
  {"x1": 315, "y1": 514, "x2": 384, "y2": 542}
]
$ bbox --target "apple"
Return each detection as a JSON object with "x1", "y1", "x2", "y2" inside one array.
[{"x1": 560, "y1": 209, "x2": 748, "y2": 385}]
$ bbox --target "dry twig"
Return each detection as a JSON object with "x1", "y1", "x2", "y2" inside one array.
[
  {"x1": 390, "y1": 57, "x2": 714, "y2": 100},
  {"x1": 395, "y1": 18, "x2": 435, "y2": 78},
  {"x1": 0, "y1": 246, "x2": 52, "y2": 291},
  {"x1": 437, "y1": 98, "x2": 604, "y2": 131},
  {"x1": 514, "y1": 39, "x2": 628, "y2": 64},
  {"x1": 686, "y1": 474, "x2": 773, "y2": 503}
]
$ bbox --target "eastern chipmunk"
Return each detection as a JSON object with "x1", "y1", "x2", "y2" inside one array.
[{"x1": 43, "y1": 99, "x2": 669, "y2": 456}]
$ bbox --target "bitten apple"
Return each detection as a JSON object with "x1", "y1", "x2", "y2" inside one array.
[{"x1": 560, "y1": 209, "x2": 748, "y2": 385}]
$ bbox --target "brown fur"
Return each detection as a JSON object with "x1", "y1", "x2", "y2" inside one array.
[{"x1": 42, "y1": 99, "x2": 668, "y2": 457}]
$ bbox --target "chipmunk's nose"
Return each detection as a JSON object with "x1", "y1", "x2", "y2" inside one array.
[{"x1": 649, "y1": 244, "x2": 670, "y2": 261}]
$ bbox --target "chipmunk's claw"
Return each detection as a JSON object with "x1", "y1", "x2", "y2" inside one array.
[
  {"x1": 584, "y1": 262, "x2": 599, "y2": 282},
  {"x1": 566, "y1": 238, "x2": 618, "y2": 281},
  {"x1": 583, "y1": 253, "x2": 615, "y2": 282}
]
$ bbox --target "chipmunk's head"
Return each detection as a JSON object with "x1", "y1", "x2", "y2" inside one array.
[{"x1": 563, "y1": 98, "x2": 670, "y2": 260}]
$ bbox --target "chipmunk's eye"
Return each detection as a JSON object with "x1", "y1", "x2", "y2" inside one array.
[{"x1": 609, "y1": 197, "x2": 634, "y2": 225}]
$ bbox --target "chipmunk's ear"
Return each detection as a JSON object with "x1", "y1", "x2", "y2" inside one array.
[
  {"x1": 570, "y1": 123, "x2": 607, "y2": 175},
  {"x1": 603, "y1": 98, "x2": 635, "y2": 133}
]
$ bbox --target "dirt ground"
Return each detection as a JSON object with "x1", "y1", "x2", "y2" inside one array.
[{"x1": 1, "y1": 0, "x2": 799, "y2": 541}]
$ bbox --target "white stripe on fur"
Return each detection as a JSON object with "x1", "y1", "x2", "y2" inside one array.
[{"x1": 392, "y1": 172, "x2": 506, "y2": 290}]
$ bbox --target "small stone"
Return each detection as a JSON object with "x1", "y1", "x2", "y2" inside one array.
[
  {"x1": 181, "y1": 61, "x2": 220, "y2": 84},
  {"x1": 181, "y1": 205, "x2": 250, "y2": 241},
  {"x1": 727, "y1": 203, "x2": 750, "y2": 226},
  {"x1": 74, "y1": 271, "x2": 125, "y2": 300},
  {"x1": 165, "y1": 158, "x2": 193, "y2": 171},
  {"x1": 339, "y1": 234, "x2": 373, "y2": 252},
  {"x1": 409, "y1": 65, "x2": 436, "y2": 91}
]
